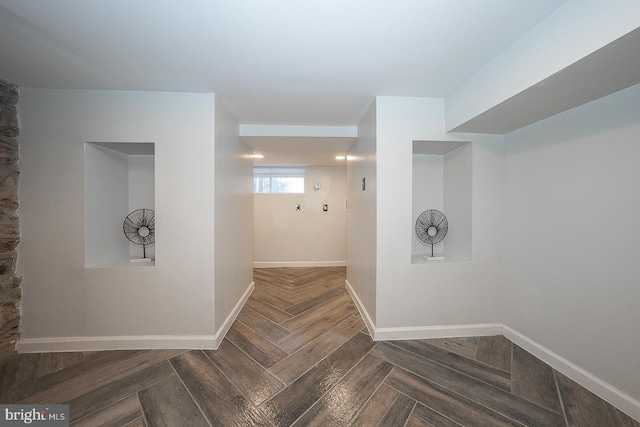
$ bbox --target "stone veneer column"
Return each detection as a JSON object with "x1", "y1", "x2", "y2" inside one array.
[{"x1": 0, "y1": 79, "x2": 21, "y2": 362}]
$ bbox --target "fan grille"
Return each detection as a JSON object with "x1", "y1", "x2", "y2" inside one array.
[
  {"x1": 415, "y1": 209, "x2": 448, "y2": 245},
  {"x1": 123, "y1": 209, "x2": 155, "y2": 247}
]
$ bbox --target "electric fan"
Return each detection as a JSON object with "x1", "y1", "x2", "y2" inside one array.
[
  {"x1": 415, "y1": 209, "x2": 448, "y2": 260},
  {"x1": 123, "y1": 209, "x2": 155, "y2": 261}
]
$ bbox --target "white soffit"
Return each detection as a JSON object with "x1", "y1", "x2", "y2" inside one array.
[
  {"x1": 88, "y1": 142, "x2": 154, "y2": 155},
  {"x1": 413, "y1": 140, "x2": 470, "y2": 156},
  {"x1": 221, "y1": 94, "x2": 374, "y2": 126},
  {"x1": 449, "y1": 26, "x2": 640, "y2": 134}
]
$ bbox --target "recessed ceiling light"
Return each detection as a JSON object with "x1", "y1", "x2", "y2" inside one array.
[
  {"x1": 335, "y1": 155, "x2": 346, "y2": 160},
  {"x1": 252, "y1": 154, "x2": 264, "y2": 159}
]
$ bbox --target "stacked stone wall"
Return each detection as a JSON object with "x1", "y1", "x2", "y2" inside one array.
[{"x1": 0, "y1": 79, "x2": 21, "y2": 362}]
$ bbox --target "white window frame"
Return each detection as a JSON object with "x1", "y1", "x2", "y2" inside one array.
[{"x1": 253, "y1": 168, "x2": 306, "y2": 194}]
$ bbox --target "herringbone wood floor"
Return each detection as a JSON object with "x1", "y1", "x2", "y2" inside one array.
[{"x1": 1, "y1": 267, "x2": 638, "y2": 426}]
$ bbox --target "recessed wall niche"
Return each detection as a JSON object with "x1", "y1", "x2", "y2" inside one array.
[
  {"x1": 85, "y1": 142, "x2": 155, "y2": 267},
  {"x1": 412, "y1": 140, "x2": 472, "y2": 264}
]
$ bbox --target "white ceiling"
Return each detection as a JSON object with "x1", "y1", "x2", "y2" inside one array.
[{"x1": 0, "y1": 0, "x2": 569, "y2": 164}]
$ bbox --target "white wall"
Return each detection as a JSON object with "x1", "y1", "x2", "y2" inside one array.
[
  {"x1": 443, "y1": 145, "x2": 473, "y2": 262},
  {"x1": 17, "y1": 89, "x2": 219, "y2": 349},
  {"x1": 214, "y1": 97, "x2": 254, "y2": 331},
  {"x1": 128, "y1": 155, "x2": 155, "y2": 212},
  {"x1": 503, "y1": 83, "x2": 640, "y2": 404},
  {"x1": 412, "y1": 154, "x2": 444, "y2": 256},
  {"x1": 84, "y1": 143, "x2": 129, "y2": 266},
  {"x1": 374, "y1": 97, "x2": 504, "y2": 335},
  {"x1": 346, "y1": 100, "x2": 377, "y2": 326},
  {"x1": 128, "y1": 154, "x2": 155, "y2": 259},
  {"x1": 253, "y1": 166, "x2": 347, "y2": 267}
]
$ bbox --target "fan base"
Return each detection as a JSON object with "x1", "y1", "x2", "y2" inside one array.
[
  {"x1": 422, "y1": 255, "x2": 445, "y2": 261},
  {"x1": 130, "y1": 257, "x2": 154, "y2": 263}
]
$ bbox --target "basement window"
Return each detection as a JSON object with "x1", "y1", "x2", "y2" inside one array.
[{"x1": 253, "y1": 168, "x2": 306, "y2": 194}]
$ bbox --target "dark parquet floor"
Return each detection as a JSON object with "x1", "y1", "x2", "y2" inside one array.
[{"x1": 1, "y1": 267, "x2": 638, "y2": 426}]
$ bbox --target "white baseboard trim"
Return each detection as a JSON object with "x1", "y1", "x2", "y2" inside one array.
[
  {"x1": 345, "y1": 279, "x2": 376, "y2": 337},
  {"x1": 253, "y1": 261, "x2": 347, "y2": 268},
  {"x1": 373, "y1": 323, "x2": 503, "y2": 342},
  {"x1": 504, "y1": 325, "x2": 640, "y2": 422},
  {"x1": 17, "y1": 281, "x2": 256, "y2": 354},
  {"x1": 211, "y1": 280, "x2": 255, "y2": 349},
  {"x1": 17, "y1": 335, "x2": 217, "y2": 353},
  {"x1": 345, "y1": 279, "x2": 502, "y2": 341}
]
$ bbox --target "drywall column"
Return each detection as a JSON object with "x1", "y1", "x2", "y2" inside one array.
[
  {"x1": 346, "y1": 100, "x2": 377, "y2": 330},
  {"x1": 375, "y1": 96, "x2": 504, "y2": 336},
  {"x1": 17, "y1": 89, "x2": 217, "y2": 351},
  {"x1": 0, "y1": 79, "x2": 21, "y2": 362}
]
